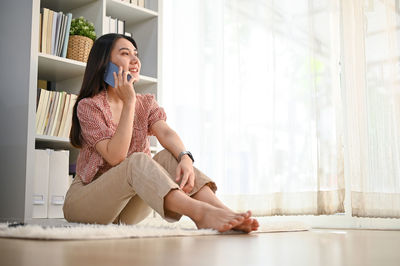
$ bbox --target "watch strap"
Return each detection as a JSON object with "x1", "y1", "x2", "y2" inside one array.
[{"x1": 178, "y1": 151, "x2": 194, "y2": 163}]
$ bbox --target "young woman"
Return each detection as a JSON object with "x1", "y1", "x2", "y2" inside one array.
[{"x1": 64, "y1": 33, "x2": 259, "y2": 233}]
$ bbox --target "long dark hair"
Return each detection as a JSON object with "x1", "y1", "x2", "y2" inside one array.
[{"x1": 70, "y1": 33, "x2": 137, "y2": 148}]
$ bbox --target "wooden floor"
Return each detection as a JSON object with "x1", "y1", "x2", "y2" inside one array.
[{"x1": 1, "y1": 229, "x2": 399, "y2": 266}]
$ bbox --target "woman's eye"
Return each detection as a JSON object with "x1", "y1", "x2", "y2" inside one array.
[{"x1": 122, "y1": 52, "x2": 129, "y2": 55}]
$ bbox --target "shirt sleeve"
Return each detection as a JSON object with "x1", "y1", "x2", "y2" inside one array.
[
  {"x1": 147, "y1": 94, "x2": 167, "y2": 135},
  {"x1": 77, "y1": 98, "x2": 114, "y2": 147}
]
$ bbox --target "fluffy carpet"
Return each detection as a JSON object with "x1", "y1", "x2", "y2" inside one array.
[{"x1": 0, "y1": 218, "x2": 310, "y2": 240}]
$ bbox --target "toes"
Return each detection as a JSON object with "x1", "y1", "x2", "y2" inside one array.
[
  {"x1": 251, "y1": 219, "x2": 259, "y2": 231},
  {"x1": 253, "y1": 219, "x2": 259, "y2": 227},
  {"x1": 242, "y1": 218, "x2": 252, "y2": 226},
  {"x1": 219, "y1": 223, "x2": 232, "y2": 233},
  {"x1": 232, "y1": 218, "x2": 253, "y2": 233},
  {"x1": 238, "y1": 211, "x2": 251, "y2": 220},
  {"x1": 235, "y1": 215, "x2": 245, "y2": 222},
  {"x1": 230, "y1": 217, "x2": 243, "y2": 227}
]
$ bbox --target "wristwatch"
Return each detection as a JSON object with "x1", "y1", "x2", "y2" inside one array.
[{"x1": 178, "y1": 151, "x2": 194, "y2": 163}]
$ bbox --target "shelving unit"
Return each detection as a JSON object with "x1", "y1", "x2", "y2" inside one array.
[
  {"x1": 0, "y1": 0, "x2": 162, "y2": 223},
  {"x1": 38, "y1": 53, "x2": 86, "y2": 81},
  {"x1": 106, "y1": 0, "x2": 158, "y2": 24}
]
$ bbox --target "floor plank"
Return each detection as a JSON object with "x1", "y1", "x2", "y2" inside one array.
[{"x1": 0, "y1": 229, "x2": 399, "y2": 266}]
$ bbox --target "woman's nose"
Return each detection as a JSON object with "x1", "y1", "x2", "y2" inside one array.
[{"x1": 131, "y1": 54, "x2": 138, "y2": 62}]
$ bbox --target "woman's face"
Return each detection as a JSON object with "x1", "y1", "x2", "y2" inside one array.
[{"x1": 110, "y1": 38, "x2": 141, "y2": 81}]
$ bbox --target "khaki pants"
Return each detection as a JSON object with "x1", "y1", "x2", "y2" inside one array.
[{"x1": 63, "y1": 149, "x2": 217, "y2": 225}]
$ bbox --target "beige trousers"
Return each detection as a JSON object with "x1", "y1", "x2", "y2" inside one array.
[{"x1": 63, "y1": 149, "x2": 217, "y2": 225}]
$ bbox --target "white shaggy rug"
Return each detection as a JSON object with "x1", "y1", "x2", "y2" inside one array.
[{"x1": 0, "y1": 218, "x2": 310, "y2": 240}]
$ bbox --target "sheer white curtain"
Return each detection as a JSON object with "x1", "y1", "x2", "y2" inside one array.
[
  {"x1": 162, "y1": 0, "x2": 344, "y2": 215},
  {"x1": 342, "y1": 0, "x2": 400, "y2": 218}
]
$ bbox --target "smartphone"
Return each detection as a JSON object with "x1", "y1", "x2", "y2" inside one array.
[{"x1": 104, "y1": 61, "x2": 132, "y2": 88}]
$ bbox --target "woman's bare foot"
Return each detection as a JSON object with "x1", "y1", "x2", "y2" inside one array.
[
  {"x1": 190, "y1": 186, "x2": 258, "y2": 233},
  {"x1": 193, "y1": 204, "x2": 250, "y2": 233},
  {"x1": 231, "y1": 211, "x2": 259, "y2": 233}
]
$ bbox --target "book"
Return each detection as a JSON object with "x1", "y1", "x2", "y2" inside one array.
[
  {"x1": 39, "y1": 90, "x2": 55, "y2": 135},
  {"x1": 138, "y1": 0, "x2": 145, "y2": 8},
  {"x1": 51, "y1": 92, "x2": 67, "y2": 136},
  {"x1": 57, "y1": 13, "x2": 67, "y2": 56},
  {"x1": 131, "y1": 0, "x2": 138, "y2": 5},
  {"x1": 35, "y1": 89, "x2": 46, "y2": 131},
  {"x1": 57, "y1": 94, "x2": 71, "y2": 137},
  {"x1": 54, "y1": 12, "x2": 63, "y2": 56},
  {"x1": 47, "y1": 80, "x2": 56, "y2": 91},
  {"x1": 110, "y1": 17, "x2": 116, "y2": 34},
  {"x1": 49, "y1": 91, "x2": 63, "y2": 135},
  {"x1": 44, "y1": 91, "x2": 56, "y2": 135},
  {"x1": 39, "y1": 13, "x2": 42, "y2": 52},
  {"x1": 117, "y1": 19, "x2": 125, "y2": 35},
  {"x1": 49, "y1": 91, "x2": 61, "y2": 136},
  {"x1": 47, "y1": 149, "x2": 70, "y2": 218},
  {"x1": 61, "y1": 13, "x2": 72, "y2": 58},
  {"x1": 44, "y1": 91, "x2": 59, "y2": 135},
  {"x1": 37, "y1": 79, "x2": 47, "y2": 90},
  {"x1": 36, "y1": 88, "x2": 41, "y2": 110},
  {"x1": 46, "y1": 9, "x2": 54, "y2": 55},
  {"x1": 37, "y1": 90, "x2": 51, "y2": 135},
  {"x1": 36, "y1": 89, "x2": 49, "y2": 134},
  {"x1": 62, "y1": 94, "x2": 77, "y2": 138},
  {"x1": 41, "y1": 8, "x2": 49, "y2": 53},
  {"x1": 103, "y1": 16, "x2": 111, "y2": 35},
  {"x1": 32, "y1": 149, "x2": 50, "y2": 218},
  {"x1": 51, "y1": 12, "x2": 61, "y2": 55}
]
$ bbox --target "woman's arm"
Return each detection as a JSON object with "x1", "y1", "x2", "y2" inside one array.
[
  {"x1": 95, "y1": 103, "x2": 135, "y2": 166},
  {"x1": 151, "y1": 120, "x2": 189, "y2": 161},
  {"x1": 151, "y1": 120, "x2": 195, "y2": 193},
  {"x1": 96, "y1": 67, "x2": 136, "y2": 166}
]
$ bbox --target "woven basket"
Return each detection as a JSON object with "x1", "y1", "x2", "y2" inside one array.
[{"x1": 66, "y1": 35, "x2": 93, "y2": 63}]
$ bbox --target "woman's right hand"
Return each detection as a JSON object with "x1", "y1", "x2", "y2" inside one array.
[{"x1": 113, "y1": 66, "x2": 136, "y2": 106}]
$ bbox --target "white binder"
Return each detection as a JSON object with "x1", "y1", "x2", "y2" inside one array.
[
  {"x1": 32, "y1": 149, "x2": 50, "y2": 218},
  {"x1": 47, "y1": 150, "x2": 70, "y2": 218}
]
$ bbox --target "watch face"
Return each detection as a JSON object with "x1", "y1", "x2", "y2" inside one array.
[
  {"x1": 187, "y1": 151, "x2": 194, "y2": 162},
  {"x1": 179, "y1": 151, "x2": 194, "y2": 163}
]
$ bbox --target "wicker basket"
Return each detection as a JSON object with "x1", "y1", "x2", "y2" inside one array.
[{"x1": 66, "y1": 35, "x2": 93, "y2": 63}]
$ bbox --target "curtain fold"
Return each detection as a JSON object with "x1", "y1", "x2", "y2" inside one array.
[{"x1": 341, "y1": 0, "x2": 400, "y2": 218}]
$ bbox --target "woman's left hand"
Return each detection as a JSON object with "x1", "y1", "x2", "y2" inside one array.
[{"x1": 176, "y1": 157, "x2": 195, "y2": 194}]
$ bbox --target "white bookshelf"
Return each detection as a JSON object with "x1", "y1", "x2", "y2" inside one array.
[
  {"x1": 38, "y1": 53, "x2": 157, "y2": 88},
  {"x1": 36, "y1": 134, "x2": 70, "y2": 144},
  {"x1": 38, "y1": 53, "x2": 86, "y2": 81},
  {"x1": 106, "y1": 0, "x2": 158, "y2": 24},
  {"x1": 0, "y1": 0, "x2": 162, "y2": 223}
]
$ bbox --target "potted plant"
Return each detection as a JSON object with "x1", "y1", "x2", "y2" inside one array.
[{"x1": 66, "y1": 16, "x2": 97, "y2": 62}]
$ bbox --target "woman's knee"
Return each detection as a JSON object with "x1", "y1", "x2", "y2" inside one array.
[{"x1": 126, "y1": 152, "x2": 152, "y2": 168}]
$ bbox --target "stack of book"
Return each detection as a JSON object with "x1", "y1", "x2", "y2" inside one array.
[
  {"x1": 33, "y1": 149, "x2": 72, "y2": 219},
  {"x1": 36, "y1": 84, "x2": 78, "y2": 138},
  {"x1": 39, "y1": 8, "x2": 72, "y2": 57},
  {"x1": 103, "y1": 16, "x2": 132, "y2": 37},
  {"x1": 105, "y1": 0, "x2": 149, "y2": 36}
]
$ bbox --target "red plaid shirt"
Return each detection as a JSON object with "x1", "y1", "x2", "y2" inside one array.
[{"x1": 76, "y1": 90, "x2": 166, "y2": 184}]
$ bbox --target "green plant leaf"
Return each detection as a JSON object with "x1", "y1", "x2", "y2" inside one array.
[{"x1": 70, "y1": 16, "x2": 97, "y2": 41}]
